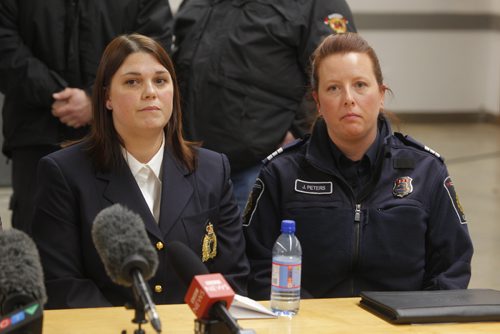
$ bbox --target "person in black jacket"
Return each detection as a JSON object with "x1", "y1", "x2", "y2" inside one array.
[
  {"x1": 243, "y1": 33, "x2": 473, "y2": 300},
  {"x1": 0, "y1": 0, "x2": 172, "y2": 234},
  {"x1": 32, "y1": 34, "x2": 249, "y2": 308},
  {"x1": 173, "y1": 0, "x2": 356, "y2": 210}
]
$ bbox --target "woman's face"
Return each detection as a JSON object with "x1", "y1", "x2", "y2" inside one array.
[
  {"x1": 106, "y1": 52, "x2": 173, "y2": 141},
  {"x1": 313, "y1": 52, "x2": 385, "y2": 145}
]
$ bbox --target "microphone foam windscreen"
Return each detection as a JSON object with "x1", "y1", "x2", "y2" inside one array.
[
  {"x1": 0, "y1": 229, "x2": 47, "y2": 309},
  {"x1": 91, "y1": 204, "x2": 159, "y2": 287},
  {"x1": 164, "y1": 241, "x2": 209, "y2": 286}
]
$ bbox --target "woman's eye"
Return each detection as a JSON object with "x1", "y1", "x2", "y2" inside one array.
[
  {"x1": 155, "y1": 78, "x2": 167, "y2": 85},
  {"x1": 328, "y1": 85, "x2": 339, "y2": 92},
  {"x1": 125, "y1": 79, "x2": 139, "y2": 86},
  {"x1": 355, "y1": 81, "x2": 367, "y2": 89}
]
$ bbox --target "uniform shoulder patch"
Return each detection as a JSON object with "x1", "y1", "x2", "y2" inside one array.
[
  {"x1": 242, "y1": 178, "x2": 264, "y2": 227},
  {"x1": 443, "y1": 176, "x2": 467, "y2": 224},
  {"x1": 262, "y1": 137, "x2": 307, "y2": 164},
  {"x1": 394, "y1": 132, "x2": 443, "y2": 162},
  {"x1": 323, "y1": 13, "x2": 349, "y2": 34}
]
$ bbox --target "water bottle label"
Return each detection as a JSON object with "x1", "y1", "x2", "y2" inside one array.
[{"x1": 271, "y1": 259, "x2": 301, "y2": 290}]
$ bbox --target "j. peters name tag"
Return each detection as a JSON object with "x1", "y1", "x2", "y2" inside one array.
[{"x1": 294, "y1": 179, "x2": 333, "y2": 195}]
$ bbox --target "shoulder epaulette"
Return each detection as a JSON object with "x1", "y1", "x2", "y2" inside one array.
[
  {"x1": 262, "y1": 136, "x2": 308, "y2": 164},
  {"x1": 394, "y1": 132, "x2": 444, "y2": 162}
]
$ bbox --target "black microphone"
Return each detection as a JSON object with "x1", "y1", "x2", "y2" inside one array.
[
  {"x1": 165, "y1": 241, "x2": 255, "y2": 334},
  {"x1": 91, "y1": 204, "x2": 162, "y2": 333},
  {"x1": 0, "y1": 228, "x2": 46, "y2": 333}
]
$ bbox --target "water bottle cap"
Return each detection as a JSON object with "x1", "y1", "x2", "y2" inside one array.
[{"x1": 281, "y1": 220, "x2": 296, "y2": 233}]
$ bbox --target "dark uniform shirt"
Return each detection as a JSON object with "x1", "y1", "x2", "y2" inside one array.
[
  {"x1": 243, "y1": 116, "x2": 473, "y2": 300},
  {"x1": 329, "y1": 130, "x2": 381, "y2": 198}
]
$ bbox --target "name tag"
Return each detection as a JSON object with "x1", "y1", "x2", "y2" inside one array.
[{"x1": 294, "y1": 179, "x2": 333, "y2": 195}]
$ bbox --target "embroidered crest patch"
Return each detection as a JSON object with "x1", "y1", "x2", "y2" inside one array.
[
  {"x1": 242, "y1": 178, "x2": 264, "y2": 227},
  {"x1": 443, "y1": 176, "x2": 467, "y2": 224},
  {"x1": 294, "y1": 179, "x2": 333, "y2": 195},
  {"x1": 202, "y1": 221, "x2": 217, "y2": 262},
  {"x1": 393, "y1": 176, "x2": 413, "y2": 198},
  {"x1": 324, "y1": 13, "x2": 349, "y2": 34}
]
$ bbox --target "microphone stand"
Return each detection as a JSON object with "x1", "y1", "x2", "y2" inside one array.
[
  {"x1": 194, "y1": 302, "x2": 256, "y2": 334},
  {"x1": 194, "y1": 319, "x2": 256, "y2": 334},
  {"x1": 131, "y1": 297, "x2": 147, "y2": 334},
  {"x1": 123, "y1": 288, "x2": 147, "y2": 334},
  {"x1": 119, "y1": 255, "x2": 162, "y2": 334},
  {"x1": 123, "y1": 278, "x2": 147, "y2": 334}
]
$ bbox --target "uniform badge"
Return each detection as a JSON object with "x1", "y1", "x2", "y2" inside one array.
[
  {"x1": 443, "y1": 176, "x2": 467, "y2": 224},
  {"x1": 393, "y1": 176, "x2": 413, "y2": 198},
  {"x1": 202, "y1": 221, "x2": 217, "y2": 262},
  {"x1": 324, "y1": 13, "x2": 349, "y2": 34}
]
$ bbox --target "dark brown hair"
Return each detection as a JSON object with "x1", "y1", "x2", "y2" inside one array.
[
  {"x1": 310, "y1": 32, "x2": 384, "y2": 92},
  {"x1": 87, "y1": 34, "x2": 196, "y2": 172}
]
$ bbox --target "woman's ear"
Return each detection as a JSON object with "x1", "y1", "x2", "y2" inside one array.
[
  {"x1": 312, "y1": 91, "x2": 321, "y2": 115},
  {"x1": 379, "y1": 84, "x2": 388, "y2": 109},
  {"x1": 106, "y1": 99, "x2": 112, "y2": 110}
]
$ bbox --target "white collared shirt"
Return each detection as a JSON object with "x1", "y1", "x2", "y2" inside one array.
[{"x1": 123, "y1": 136, "x2": 165, "y2": 222}]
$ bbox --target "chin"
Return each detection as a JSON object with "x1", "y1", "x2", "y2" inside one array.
[{"x1": 343, "y1": 126, "x2": 366, "y2": 137}]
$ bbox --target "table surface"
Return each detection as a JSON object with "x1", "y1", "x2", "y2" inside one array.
[{"x1": 43, "y1": 297, "x2": 500, "y2": 334}]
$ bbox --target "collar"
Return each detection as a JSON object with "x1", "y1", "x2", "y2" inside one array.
[
  {"x1": 122, "y1": 133, "x2": 165, "y2": 179},
  {"x1": 306, "y1": 115, "x2": 391, "y2": 175},
  {"x1": 328, "y1": 127, "x2": 381, "y2": 169}
]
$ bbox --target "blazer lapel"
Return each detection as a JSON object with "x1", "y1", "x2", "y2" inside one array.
[
  {"x1": 158, "y1": 149, "x2": 193, "y2": 237},
  {"x1": 97, "y1": 163, "x2": 163, "y2": 241}
]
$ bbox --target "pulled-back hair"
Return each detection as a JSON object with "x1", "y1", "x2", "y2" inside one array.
[
  {"x1": 310, "y1": 32, "x2": 384, "y2": 92},
  {"x1": 87, "y1": 34, "x2": 196, "y2": 172}
]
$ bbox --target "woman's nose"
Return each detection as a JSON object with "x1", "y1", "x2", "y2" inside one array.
[
  {"x1": 142, "y1": 81, "x2": 156, "y2": 99},
  {"x1": 343, "y1": 89, "x2": 355, "y2": 106}
]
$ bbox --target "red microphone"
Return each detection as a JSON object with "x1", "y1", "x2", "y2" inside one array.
[
  {"x1": 166, "y1": 242, "x2": 255, "y2": 334},
  {"x1": 185, "y1": 273, "x2": 235, "y2": 319}
]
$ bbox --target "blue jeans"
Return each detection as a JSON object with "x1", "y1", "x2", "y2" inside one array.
[{"x1": 231, "y1": 164, "x2": 262, "y2": 212}]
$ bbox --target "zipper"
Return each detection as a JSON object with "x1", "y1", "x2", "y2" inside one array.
[{"x1": 351, "y1": 203, "x2": 362, "y2": 295}]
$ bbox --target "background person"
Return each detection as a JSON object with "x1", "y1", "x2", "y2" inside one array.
[
  {"x1": 243, "y1": 32, "x2": 473, "y2": 300},
  {"x1": 0, "y1": 0, "x2": 173, "y2": 234},
  {"x1": 32, "y1": 34, "x2": 249, "y2": 309},
  {"x1": 173, "y1": 0, "x2": 357, "y2": 210}
]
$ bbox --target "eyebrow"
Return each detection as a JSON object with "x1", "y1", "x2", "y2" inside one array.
[{"x1": 121, "y1": 70, "x2": 169, "y2": 76}]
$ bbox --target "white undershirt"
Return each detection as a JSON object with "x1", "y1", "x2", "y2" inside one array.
[{"x1": 122, "y1": 136, "x2": 164, "y2": 222}]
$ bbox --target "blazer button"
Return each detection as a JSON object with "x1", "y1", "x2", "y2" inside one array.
[
  {"x1": 156, "y1": 242, "x2": 164, "y2": 250},
  {"x1": 154, "y1": 285, "x2": 163, "y2": 293}
]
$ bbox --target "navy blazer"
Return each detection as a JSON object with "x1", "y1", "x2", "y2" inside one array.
[{"x1": 32, "y1": 142, "x2": 249, "y2": 309}]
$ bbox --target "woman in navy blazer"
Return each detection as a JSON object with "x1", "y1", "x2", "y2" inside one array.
[{"x1": 32, "y1": 34, "x2": 249, "y2": 309}]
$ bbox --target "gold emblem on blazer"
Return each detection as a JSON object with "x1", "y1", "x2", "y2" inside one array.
[{"x1": 202, "y1": 221, "x2": 217, "y2": 262}]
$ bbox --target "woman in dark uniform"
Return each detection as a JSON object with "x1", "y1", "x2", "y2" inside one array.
[
  {"x1": 32, "y1": 34, "x2": 249, "y2": 309},
  {"x1": 243, "y1": 33, "x2": 473, "y2": 300}
]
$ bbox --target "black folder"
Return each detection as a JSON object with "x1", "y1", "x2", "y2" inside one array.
[{"x1": 359, "y1": 289, "x2": 500, "y2": 324}]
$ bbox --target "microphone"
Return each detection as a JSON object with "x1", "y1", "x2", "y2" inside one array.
[
  {"x1": 165, "y1": 241, "x2": 255, "y2": 334},
  {"x1": 91, "y1": 204, "x2": 162, "y2": 333},
  {"x1": 0, "y1": 228, "x2": 46, "y2": 333}
]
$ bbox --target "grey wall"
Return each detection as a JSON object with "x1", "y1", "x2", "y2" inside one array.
[{"x1": 349, "y1": 0, "x2": 500, "y2": 117}]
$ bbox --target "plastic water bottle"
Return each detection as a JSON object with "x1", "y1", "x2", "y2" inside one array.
[{"x1": 270, "y1": 219, "x2": 302, "y2": 316}]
